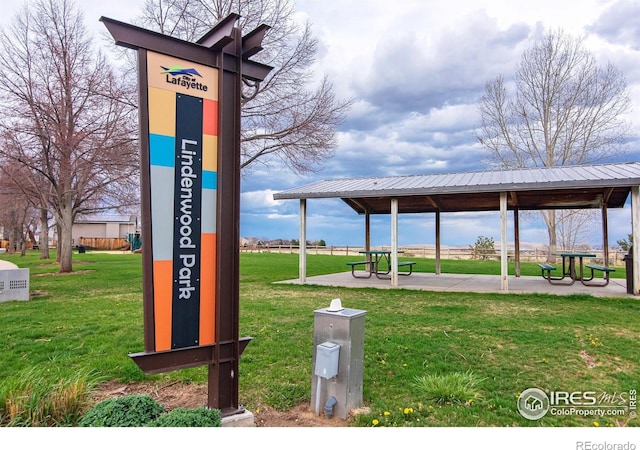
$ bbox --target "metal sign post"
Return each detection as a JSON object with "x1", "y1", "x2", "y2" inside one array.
[{"x1": 101, "y1": 14, "x2": 271, "y2": 416}]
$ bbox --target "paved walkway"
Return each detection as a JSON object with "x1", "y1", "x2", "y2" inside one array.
[
  {"x1": 276, "y1": 271, "x2": 631, "y2": 298},
  {"x1": 0, "y1": 259, "x2": 18, "y2": 270}
]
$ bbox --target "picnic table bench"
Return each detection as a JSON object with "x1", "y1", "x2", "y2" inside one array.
[
  {"x1": 397, "y1": 261, "x2": 416, "y2": 275},
  {"x1": 347, "y1": 260, "x2": 373, "y2": 278},
  {"x1": 537, "y1": 262, "x2": 575, "y2": 285},
  {"x1": 581, "y1": 264, "x2": 615, "y2": 286},
  {"x1": 538, "y1": 262, "x2": 555, "y2": 276}
]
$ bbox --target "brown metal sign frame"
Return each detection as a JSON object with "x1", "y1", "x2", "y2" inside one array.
[{"x1": 101, "y1": 15, "x2": 271, "y2": 416}]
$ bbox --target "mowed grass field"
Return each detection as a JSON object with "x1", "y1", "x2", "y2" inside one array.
[{"x1": 1, "y1": 251, "x2": 638, "y2": 427}]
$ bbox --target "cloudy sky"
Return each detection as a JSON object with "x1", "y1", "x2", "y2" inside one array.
[
  {"x1": 3, "y1": 0, "x2": 640, "y2": 247},
  {"x1": 245, "y1": 0, "x2": 640, "y2": 247}
]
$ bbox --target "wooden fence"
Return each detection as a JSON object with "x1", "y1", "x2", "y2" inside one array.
[
  {"x1": 1, "y1": 238, "x2": 629, "y2": 265},
  {"x1": 1, "y1": 239, "x2": 36, "y2": 251},
  {"x1": 79, "y1": 237, "x2": 130, "y2": 251},
  {"x1": 240, "y1": 244, "x2": 629, "y2": 266},
  {"x1": 1, "y1": 238, "x2": 128, "y2": 252}
]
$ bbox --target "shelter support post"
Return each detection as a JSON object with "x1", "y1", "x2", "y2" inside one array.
[
  {"x1": 500, "y1": 192, "x2": 508, "y2": 291},
  {"x1": 602, "y1": 203, "x2": 609, "y2": 266},
  {"x1": 514, "y1": 208, "x2": 520, "y2": 277},
  {"x1": 391, "y1": 198, "x2": 399, "y2": 287},
  {"x1": 435, "y1": 211, "x2": 441, "y2": 275},
  {"x1": 299, "y1": 199, "x2": 307, "y2": 284},
  {"x1": 365, "y1": 211, "x2": 371, "y2": 264},
  {"x1": 632, "y1": 186, "x2": 640, "y2": 295}
]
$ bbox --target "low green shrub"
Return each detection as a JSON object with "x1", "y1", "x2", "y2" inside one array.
[
  {"x1": 79, "y1": 395, "x2": 164, "y2": 427},
  {"x1": 413, "y1": 371, "x2": 485, "y2": 405},
  {"x1": 147, "y1": 407, "x2": 222, "y2": 427}
]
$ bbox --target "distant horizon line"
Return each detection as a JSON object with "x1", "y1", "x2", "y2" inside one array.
[{"x1": 239, "y1": 239, "x2": 618, "y2": 251}]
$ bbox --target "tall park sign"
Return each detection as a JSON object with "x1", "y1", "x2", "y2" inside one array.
[{"x1": 101, "y1": 14, "x2": 272, "y2": 416}]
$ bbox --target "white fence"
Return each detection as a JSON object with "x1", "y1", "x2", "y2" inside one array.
[{"x1": 240, "y1": 244, "x2": 628, "y2": 266}]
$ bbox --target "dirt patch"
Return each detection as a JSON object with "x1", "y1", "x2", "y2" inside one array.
[
  {"x1": 30, "y1": 290, "x2": 49, "y2": 297},
  {"x1": 579, "y1": 350, "x2": 598, "y2": 369},
  {"x1": 254, "y1": 403, "x2": 348, "y2": 427},
  {"x1": 92, "y1": 381, "x2": 348, "y2": 427},
  {"x1": 32, "y1": 269, "x2": 95, "y2": 277}
]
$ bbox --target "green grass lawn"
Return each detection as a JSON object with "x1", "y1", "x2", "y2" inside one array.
[{"x1": 1, "y1": 251, "x2": 638, "y2": 427}]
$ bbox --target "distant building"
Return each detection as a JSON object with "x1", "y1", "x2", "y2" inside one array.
[
  {"x1": 73, "y1": 215, "x2": 139, "y2": 244},
  {"x1": 240, "y1": 237, "x2": 265, "y2": 247}
]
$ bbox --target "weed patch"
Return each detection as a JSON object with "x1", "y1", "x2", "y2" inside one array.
[
  {"x1": 0, "y1": 367, "x2": 101, "y2": 426},
  {"x1": 413, "y1": 371, "x2": 485, "y2": 405}
]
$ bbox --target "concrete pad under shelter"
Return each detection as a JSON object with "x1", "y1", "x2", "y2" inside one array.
[{"x1": 275, "y1": 272, "x2": 630, "y2": 298}]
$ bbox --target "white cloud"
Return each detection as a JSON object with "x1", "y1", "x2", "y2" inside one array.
[{"x1": 241, "y1": 189, "x2": 284, "y2": 211}]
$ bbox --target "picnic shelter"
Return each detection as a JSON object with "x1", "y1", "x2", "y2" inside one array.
[{"x1": 273, "y1": 162, "x2": 640, "y2": 295}]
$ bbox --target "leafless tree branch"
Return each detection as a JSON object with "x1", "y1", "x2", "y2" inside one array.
[
  {"x1": 477, "y1": 29, "x2": 631, "y2": 255},
  {"x1": 136, "y1": 0, "x2": 352, "y2": 175}
]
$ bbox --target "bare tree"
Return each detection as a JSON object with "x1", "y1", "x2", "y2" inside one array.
[
  {"x1": 136, "y1": 0, "x2": 352, "y2": 175},
  {"x1": 0, "y1": 148, "x2": 57, "y2": 259},
  {"x1": 477, "y1": 29, "x2": 631, "y2": 256},
  {"x1": 0, "y1": 171, "x2": 38, "y2": 256},
  {"x1": 0, "y1": 0, "x2": 139, "y2": 272},
  {"x1": 556, "y1": 209, "x2": 597, "y2": 252}
]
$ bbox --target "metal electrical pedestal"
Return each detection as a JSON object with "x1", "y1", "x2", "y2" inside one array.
[{"x1": 311, "y1": 301, "x2": 366, "y2": 420}]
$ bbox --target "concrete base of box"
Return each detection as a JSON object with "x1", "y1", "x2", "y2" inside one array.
[{"x1": 221, "y1": 410, "x2": 255, "y2": 427}]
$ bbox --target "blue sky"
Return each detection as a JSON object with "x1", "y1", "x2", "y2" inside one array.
[{"x1": 3, "y1": 0, "x2": 640, "y2": 248}]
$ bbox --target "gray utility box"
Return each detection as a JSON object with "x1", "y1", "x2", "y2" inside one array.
[
  {"x1": 315, "y1": 341, "x2": 340, "y2": 379},
  {"x1": 311, "y1": 307, "x2": 366, "y2": 420},
  {"x1": 0, "y1": 268, "x2": 30, "y2": 302}
]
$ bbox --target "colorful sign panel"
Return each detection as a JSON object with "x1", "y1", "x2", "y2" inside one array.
[{"x1": 146, "y1": 51, "x2": 218, "y2": 351}]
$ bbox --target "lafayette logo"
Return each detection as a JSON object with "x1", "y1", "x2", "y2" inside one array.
[
  {"x1": 161, "y1": 65, "x2": 203, "y2": 77},
  {"x1": 161, "y1": 65, "x2": 208, "y2": 92}
]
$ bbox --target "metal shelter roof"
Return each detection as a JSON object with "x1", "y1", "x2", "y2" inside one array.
[{"x1": 273, "y1": 162, "x2": 640, "y2": 214}]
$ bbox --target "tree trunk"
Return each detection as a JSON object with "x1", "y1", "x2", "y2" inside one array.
[
  {"x1": 7, "y1": 227, "x2": 16, "y2": 254},
  {"x1": 39, "y1": 209, "x2": 50, "y2": 259},
  {"x1": 55, "y1": 223, "x2": 61, "y2": 263},
  {"x1": 545, "y1": 210, "x2": 557, "y2": 263},
  {"x1": 58, "y1": 205, "x2": 74, "y2": 273}
]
